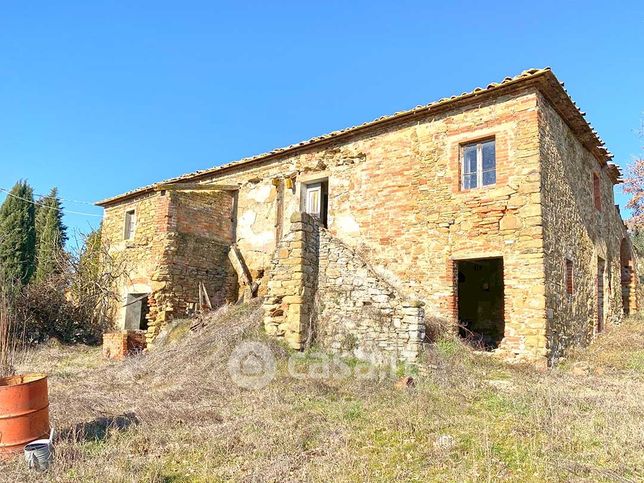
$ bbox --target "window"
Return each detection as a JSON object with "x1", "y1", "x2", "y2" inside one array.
[
  {"x1": 461, "y1": 139, "x2": 496, "y2": 190},
  {"x1": 593, "y1": 172, "x2": 601, "y2": 211},
  {"x1": 124, "y1": 209, "x2": 136, "y2": 240},
  {"x1": 565, "y1": 259, "x2": 574, "y2": 295},
  {"x1": 302, "y1": 180, "x2": 329, "y2": 227}
]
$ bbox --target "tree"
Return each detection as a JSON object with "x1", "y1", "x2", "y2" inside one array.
[
  {"x1": 624, "y1": 121, "x2": 644, "y2": 250},
  {"x1": 34, "y1": 188, "x2": 67, "y2": 283},
  {"x1": 624, "y1": 158, "x2": 644, "y2": 226},
  {"x1": 0, "y1": 181, "x2": 36, "y2": 285},
  {"x1": 629, "y1": 225, "x2": 644, "y2": 255},
  {"x1": 20, "y1": 226, "x2": 123, "y2": 344},
  {"x1": 78, "y1": 227, "x2": 102, "y2": 280}
]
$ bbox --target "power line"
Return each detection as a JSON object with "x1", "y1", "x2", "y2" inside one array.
[
  {"x1": 32, "y1": 190, "x2": 96, "y2": 206},
  {"x1": 0, "y1": 187, "x2": 102, "y2": 218}
]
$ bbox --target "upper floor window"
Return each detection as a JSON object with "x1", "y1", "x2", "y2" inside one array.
[
  {"x1": 124, "y1": 209, "x2": 136, "y2": 240},
  {"x1": 461, "y1": 139, "x2": 496, "y2": 190},
  {"x1": 593, "y1": 172, "x2": 601, "y2": 211}
]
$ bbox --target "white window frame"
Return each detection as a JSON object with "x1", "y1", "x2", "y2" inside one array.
[
  {"x1": 303, "y1": 182, "x2": 322, "y2": 218},
  {"x1": 461, "y1": 139, "x2": 496, "y2": 190},
  {"x1": 124, "y1": 209, "x2": 136, "y2": 240}
]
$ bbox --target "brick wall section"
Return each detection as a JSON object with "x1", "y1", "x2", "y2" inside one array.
[
  {"x1": 102, "y1": 190, "x2": 237, "y2": 341},
  {"x1": 102, "y1": 331, "x2": 147, "y2": 360},
  {"x1": 539, "y1": 94, "x2": 630, "y2": 360},
  {"x1": 173, "y1": 191, "x2": 234, "y2": 242},
  {"x1": 620, "y1": 238, "x2": 638, "y2": 315}
]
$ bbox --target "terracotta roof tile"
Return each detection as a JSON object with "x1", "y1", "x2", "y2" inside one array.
[{"x1": 97, "y1": 67, "x2": 615, "y2": 206}]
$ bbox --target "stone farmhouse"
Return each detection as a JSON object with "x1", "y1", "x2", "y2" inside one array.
[{"x1": 97, "y1": 68, "x2": 637, "y2": 364}]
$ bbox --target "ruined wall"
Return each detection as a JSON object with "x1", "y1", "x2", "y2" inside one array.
[
  {"x1": 103, "y1": 88, "x2": 554, "y2": 358},
  {"x1": 263, "y1": 212, "x2": 319, "y2": 349},
  {"x1": 263, "y1": 212, "x2": 425, "y2": 362},
  {"x1": 160, "y1": 191, "x2": 237, "y2": 318},
  {"x1": 317, "y1": 222, "x2": 425, "y2": 363},
  {"x1": 102, "y1": 190, "x2": 237, "y2": 339},
  {"x1": 539, "y1": 94, "x2": 628, "y2": 360},
  {"x1": 204, "y1": 88, "x2": 546, "y2": 358}
]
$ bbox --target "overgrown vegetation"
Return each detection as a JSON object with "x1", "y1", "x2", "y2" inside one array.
[
  {"x1": 0, "y1": 287, "x2": 25, "y2": 377},
  {"x1": 34, "y1": 187, "x2": 68, "y2": 283},
  {"x1": 16, "y1": 228, "x2": 124, "y2": 344},
  {"x1": 624, "y1": 120, "x2": 644, "y2": 253},
  {"x1": 12, "y1": 228, "x2": 124, "y2": 344},
  {"x1": 0, "y1": 301, "x2": 641, "y2": 482},
  {"x1": 0, "y1": 180, "x2": 119, "y2": 346},
  {"x1": 0, "y1": 180, "x2": 37, "y2": 286}
]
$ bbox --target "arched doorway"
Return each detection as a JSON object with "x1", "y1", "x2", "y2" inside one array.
[{"x1": 620, "y1": 238, "x2": 636, "y2": 315}]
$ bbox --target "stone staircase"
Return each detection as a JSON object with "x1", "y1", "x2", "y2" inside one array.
[{"x1": 263, "y1": 212, "x2": 425, "y2": 363}]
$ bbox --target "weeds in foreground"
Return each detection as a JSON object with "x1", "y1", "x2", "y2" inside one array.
[
  {"x1": 0, "y1": 288, "x2": 25, "y2": 378},
  {"x1": 0, "y1": 304, "x2": 642, "y2": 482}
]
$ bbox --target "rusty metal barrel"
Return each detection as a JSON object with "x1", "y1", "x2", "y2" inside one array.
[{"x1": 0, "y1": 374, "x2": 50, "y2": 458}]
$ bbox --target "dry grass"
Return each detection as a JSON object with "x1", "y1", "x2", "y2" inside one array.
[
  {"x1": 1, "y1": 303, "x2": 643, "y2": 482},
  {"x1": 0, "y1": 289, "x2": 26, "y2": 378}
]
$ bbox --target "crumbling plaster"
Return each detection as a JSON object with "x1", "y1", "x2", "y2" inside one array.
[{"x1": 101, "y1": 84, "x2": 632, "y2": 361}]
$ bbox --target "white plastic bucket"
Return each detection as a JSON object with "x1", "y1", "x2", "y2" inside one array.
[{"x1": 24, "y1": 428, "x2": 54, "y2": 471}]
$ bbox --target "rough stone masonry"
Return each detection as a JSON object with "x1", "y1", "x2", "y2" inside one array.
[{"x1": 97, "y1": 68, "x2": 637, "y2": 364}]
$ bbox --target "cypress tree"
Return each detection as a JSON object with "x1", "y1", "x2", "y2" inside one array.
[
  {"x1": 34, "y1": 187, "x2": 67, "y2": 282},
  {"x1": 0, "y1": 181, "x2": 36, "y2": 285}
]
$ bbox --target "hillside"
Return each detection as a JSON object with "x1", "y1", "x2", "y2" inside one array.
[{"x1": 1, "y1": 301, "x2": 642, "y2": 482}]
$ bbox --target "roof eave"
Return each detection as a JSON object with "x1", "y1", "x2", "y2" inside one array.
[{"x1": 96, "y1": 68, "x2": 613, "y2": 207}]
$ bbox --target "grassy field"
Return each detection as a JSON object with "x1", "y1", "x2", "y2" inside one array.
[{"x1": 1, "y1": 301, "x2": 643, "y2": 482}]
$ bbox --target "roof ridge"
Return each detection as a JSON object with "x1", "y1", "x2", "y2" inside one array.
[{"x1": 97, "y1": 67, "x2": 612, "y2": 206}]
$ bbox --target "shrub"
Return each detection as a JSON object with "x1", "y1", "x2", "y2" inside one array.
[
  {"x1": 18, "y1": 275, "x2": 108, "y2": 344},
  {"x1": 0, "y1": 284, "x2": 25, "y2": 377},
  {"x1": 15, "y1": 230, "x2": 124, "y2": 345}
]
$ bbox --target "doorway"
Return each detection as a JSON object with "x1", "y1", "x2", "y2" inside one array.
[
  {"x1": 303, "y1": 179, "x2": 328, "y2": 227},
  {"x1": 597, "y1": 258, "x2": 605, "y2": 333},
  {"x1": 124, "y1": 293, "x2": 150, "y2": 331},
  {"x1": 620, "y1": 238, "x2": 634, "y2": 315},
  {"x1": 456, "y1": 257, "x2": 504, "y2": 349}
]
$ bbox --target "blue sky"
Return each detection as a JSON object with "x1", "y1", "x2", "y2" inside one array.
[{"x1": 1, "y1": 1, "x2": 642, "y2": 237}]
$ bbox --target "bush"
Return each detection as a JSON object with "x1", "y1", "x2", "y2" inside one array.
[
  {"x1": 14, "y1": 230, "x2": 124, "y2": 345},
  {"x1": 0, "y1": 284, "x2": 25, "y2": 377},
  {"x1": 17, "y1": 276, "x2": 108, "y2": 344}
]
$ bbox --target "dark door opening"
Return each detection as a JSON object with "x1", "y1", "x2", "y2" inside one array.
[
  {"x1": 457, "y1": 257, "x2": 504, "y2": 350},
  {"x1": 620, "y1": 238, "x2": 634, "y2": 315},
  {"x1": 124, "y1": 293, "x2": 150, "y2": 331},
  {"x1": 597, "y1": 258, "x2": 605, "y2": 333}
]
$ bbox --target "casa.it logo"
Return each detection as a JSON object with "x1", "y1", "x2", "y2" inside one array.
[{"x1": 227, "y1": 341, "x2": 276, "y2": 390}]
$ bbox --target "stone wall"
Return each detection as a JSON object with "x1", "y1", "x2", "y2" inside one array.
[
  {"x1": 539, "y1": 94, "x2": 630, "y2": 360},
  {"x1": 172, "y1": 89, "x2": 548, "y2": 358},
  {"x1": 154, "y1": 191, "x2": 237, "y2": 328},
  {"x1": 263, "y1": 212, "x2": 425, "y2": 362},
  {"x1": 263, "y1": 212, "x2": 319, "y2": 349},
  {"x1": 317, "y1": 223, "x2": 425, "y2": 362},
  {"x1": 103, "y1": 191, "x2": 170, "y2": 328},
  {"x1": 102, "y1": 84, "x2": 633, "y2": 361},
  {"x1": 102, "y1": 189, "x2": 237, "y2": 340}
]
